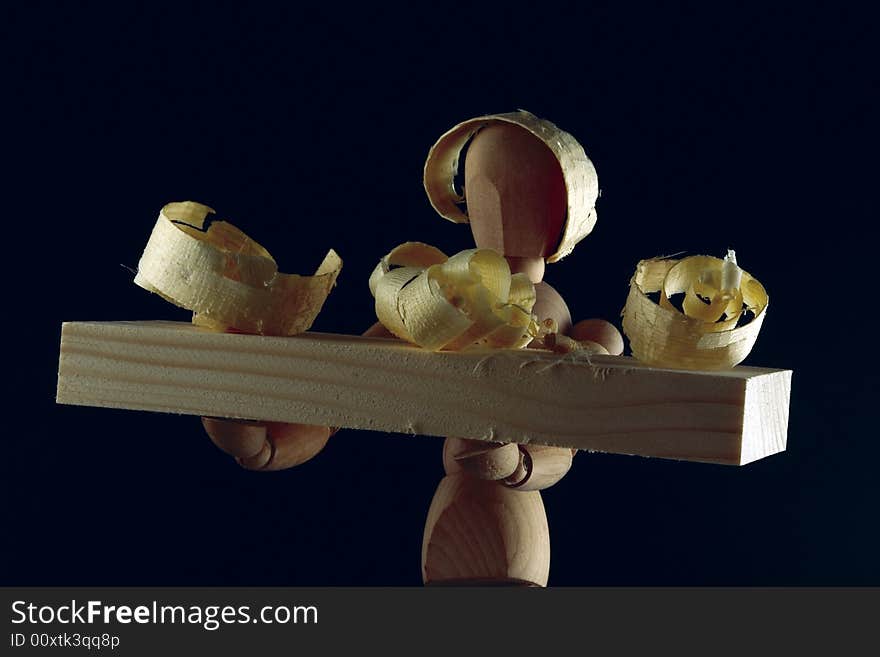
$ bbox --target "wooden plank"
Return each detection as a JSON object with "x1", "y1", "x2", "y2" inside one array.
[{"x1": 55, "y1": 320, "x2": 792, "y2": 465}]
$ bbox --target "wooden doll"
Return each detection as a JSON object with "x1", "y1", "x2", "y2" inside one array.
[{"x1": 202, "y1": 111, "x2": 623, "y2": 586}]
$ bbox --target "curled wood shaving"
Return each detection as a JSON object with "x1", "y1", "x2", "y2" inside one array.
[
  {"x1": 134, "y1": 201, "x2": 341, "y2": 336},
  {"x1": 423, "y1": 110, "x2": 598, "y2": 263},
  {"x1": 370, "y1": 242, "x2": 539, "y2": 351},
  {"x1": 621, "y1": 251, "x2": 769, "y2": 370}
]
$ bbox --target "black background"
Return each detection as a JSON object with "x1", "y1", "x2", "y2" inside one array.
[{"x1": 2, "y1": 3, "x2": 875, "y2": 585}]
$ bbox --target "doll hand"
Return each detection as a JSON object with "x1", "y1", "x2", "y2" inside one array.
[
  {"x1": 566, "y1": 318, "x2": 624, "y2": 355},
  {"x1": 532, "y1": 318, "x2": 624, "y2": 356},
  {"x1": 202, "y1": 418, "x2": 335, "y2": 471}
]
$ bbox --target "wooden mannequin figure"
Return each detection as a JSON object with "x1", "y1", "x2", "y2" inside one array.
[
  {"x1": 202, "y1": 112, "x2": 623, "y2": 586},
  {"x1": 420, "y1": 118, "x2": 622, "y2": 586}
]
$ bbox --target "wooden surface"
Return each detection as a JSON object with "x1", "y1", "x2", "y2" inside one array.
[
  {"x1": 464, "y1": 122, "x2": 567, "y2": 259},
  {"x1": 422, "y1": 473, "x2": 550, "y2": 586},
  {"x1": 56, "y1": 320, "x2": 792, "y2": 465}
]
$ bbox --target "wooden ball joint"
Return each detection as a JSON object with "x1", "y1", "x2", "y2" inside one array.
[{"x1": 421, "y1": 117, "x2": 621, "y2": 587}]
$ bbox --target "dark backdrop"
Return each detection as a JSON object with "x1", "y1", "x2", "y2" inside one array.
[{"x1": 3, "y1": 4, "x2": 875, "y2": 585}]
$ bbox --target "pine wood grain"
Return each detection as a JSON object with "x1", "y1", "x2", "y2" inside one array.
[{"x1": 56, "y1": 321, "x2": 792, "y2": 465}]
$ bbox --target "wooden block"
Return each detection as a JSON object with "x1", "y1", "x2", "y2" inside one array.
[{"x1": 55, "y1": 321, "x2": 792, "y2": 465}]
